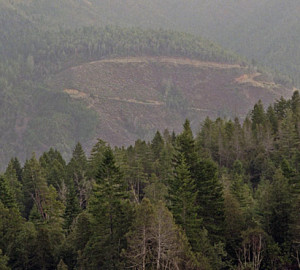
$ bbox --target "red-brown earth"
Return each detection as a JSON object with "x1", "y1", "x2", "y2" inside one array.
[{"x1": 52, "y1": 56, "x2": 294, "y2": 146}]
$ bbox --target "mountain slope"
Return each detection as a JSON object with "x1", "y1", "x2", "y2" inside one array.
[
  {"x1": 0, "y1": 2, "x2": 297, "y2": 168},
  {"x1": 52, "y1": 56, "x2": 294, "y2": 146},
  {"x1": 0, "y1": 24, "x2": 243, "y2": 169}
]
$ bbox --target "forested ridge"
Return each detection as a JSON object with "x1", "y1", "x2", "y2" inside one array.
[
  {"x1": 1, "y1": 0, "x2": 298, "y2": 86},
  {"x1": 2, "y1": 93, "x2": 300, "y2": 269}
]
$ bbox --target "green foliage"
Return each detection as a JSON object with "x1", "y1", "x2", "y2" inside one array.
[
  {"x1": 3, "y1": 93, "x2": 300, "y2": 268},
  {"x1": 194, "y1": 158, "x2": 225, "y2": 243},
  {"x1": 4, "y1": 160, "x2": 23, "y2": 211},
  {"x1": 57, "y1": 259, "x2": 68, "y2": 270},
  {"x1": 168, "y1": 154, "x2": 202, "y2": 252},
  {"x1": 0, "y1": 249, "x2": 10, "y2": 270},
  {"x1": 85, "y1": 147, "x2": 133, "y2": 269},
  {"x1": 63, "y1": 183, "x2": 80, "y2": 231},
  {"x1": 0, "y1": 176, "x2": 17, "y2": 209},
  {"x1": 68, "y1": 142, "x2": 89, "y2": 209}
]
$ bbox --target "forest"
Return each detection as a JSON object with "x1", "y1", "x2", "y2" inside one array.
[{"x1": 2, "y1": 92, "x2": 300, "y2": 269}]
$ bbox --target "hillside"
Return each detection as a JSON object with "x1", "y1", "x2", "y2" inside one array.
[
  {"x1": 3, "y1": 0, "x2": 300, "y2": 85},
  {"x1": 52, "y1": 56, "x2": 294, "y2": 146},
  {"x1": 0, "y1": 24, "x2": 243, "y2": 169},
  {"x1": 0, "y1": 2, "x2": 297, "y2": 168}
]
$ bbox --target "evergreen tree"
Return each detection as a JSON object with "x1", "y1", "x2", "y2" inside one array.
[
  {"x1": 11, "y1": 157, "x2": 22, "y2": 183},
  {"x1": 85, "y1": 147, "x2": 132, "y2": 269},
  {"x1": 0, "y1": 249, "x2": 10, "y2": 270},
  {"x1": 151, "y1": 131, "x2": 164, "y2": 160},
  {"x1": 193, "y1": 158, "x2": 225, "y2": 243},
  {"x1": 230, "y1": 160, "x2": 252, "y2": 210},
  {"x1": 274, "y1": 97, "x2": 289, "y2": 120},
  {"x1": 224, "y1": 192, "x2": 245, "y2": 264},
  {"x1": 39, "y1": 148, "x2": 67, "y2": 191},
  {"x1": 168, "y1": 154, "x2": 201, "y2": 252},
  {"x1": 291, "y1": 91, "x2": 300, "y2": 118},
  {"x1": 62, "y1": 211, "x2": 92, "y2": 269},
  {"x1": 9, "y1": 222, "x2": 37, "y2": 270},
  {"x1": 57, "y1": 259, "x2": 68, "y2": 270},
  {"x1": 68, "y1": 142, "x2": 90, "y2": 209},
  {"x1": 251, "y1": 100, "x2": 267, "y2": 141},
  {"x1": 258, "y1": 170, "x2": 293, "y2": 245},
  {"x1": 251, "y1": 100, "x2": 266, "y2": 130},
  {"x1": 176, "y1": 119, "x2": 197, "y2": 171},
  {"x1": 22, "y1": 154, "x2": 47, "y2": 218},
  {"x1": 266, "y1": 105, "x2": 279, "y2": 134},
  {"x1": 4, "y1": 161, "x2": 23, "y2": 211},
  {"x1": 0, "y1": 176, "x2": 17, "y2": 209},
  {"x1": 63, "y1": 183, "x2": 81, "y2": 231},
  {"x1": 88, "y1": 139, "x2": 109, "y2": 179}
]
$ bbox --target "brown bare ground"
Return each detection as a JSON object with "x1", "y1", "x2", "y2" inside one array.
[
  {"x1": 91, "y1": 56, "x2": 242, "y2": 69},
  {"x1": 53, "y1": 56, "x2": 294, "y2": 146}
]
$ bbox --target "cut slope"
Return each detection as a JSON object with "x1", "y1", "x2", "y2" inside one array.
[{"x1": 53, "y1": 56, "x2": 294, "y2": 146}]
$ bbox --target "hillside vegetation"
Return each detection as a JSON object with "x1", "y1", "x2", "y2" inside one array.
[{"x1": 2, "y1": 0, "x2": 299, "y2": 85}]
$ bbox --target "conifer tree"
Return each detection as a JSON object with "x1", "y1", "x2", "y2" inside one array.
[
  {"x1": 0, "y1": 175, "x2": 17, "y2": 209},
  {"x1": 39, "y1": 148, "x2": 67, "y2": 191},
  {"x1": 22, "y1": 154, "x2": 50, "y2": 219},
  {"x1": 291, "y1": 90, "x2": 300, "y2": 119},
  {"x1": 176, "y1": 119, "x2": 197, "y2": 171},
  {"x1": 63, "y1": 183, "x2": 81, "y2": 231},
  {"x1": 63, "y1": 211, "x2": 92, "y2": 269},
  {"x1": 4, "y1": 161, "x2": 23, "y2": 211},
  {"x1": 57, "y1": 259, "x2": 68, "y2": 270},
  {"x1": 276, "y1": 110, "x2": 299, "y2": 159},
  {"x1": 11, "y1": 157, "x2": 22, "y2": 183},
  {"x1": 168, "y1": 154, "x2": 201, "y2": 252},
  {"x1": 68, "y1": 142, "x2": 90, "y2": 209},
  {"x1": 151, "y1": 131, "x2": 164, "y2": 160},
  {"x1": 251, "y1": 100, "x2": 267, "y2": 141},
  {"x1": 157, "y1": 142, "x2": 174, "y2": 184},
  {"x1": 274, "y1": 97, "x2": 289, "y2": 120},
  {"x1": 258, "y1": 170, "x2": 293, "y2": 245},
  {"x1": 88, "y1": 139, "x2": 109, "y2": 178},
  {"x1": 9, "y1": 222, "x2": 37, "y2": 270},
  {"x1": 85, "y1": 147, "x2": 132, "y2": 269},
  {"x1": 0, "y1": 249, "x2": 10, "y2": 270},
  {"x1": 230, "y1": 160, "x2": 252, "y2": 210},
  {"x1": 0, "y1": 200, "x2": 24, "y2": 267},
  {"x1": 266, "y1": 105, "x2": 279, "y2": 134},
  {"x1": 193, "y1": 158, "x2": 225, "y2": 243}
]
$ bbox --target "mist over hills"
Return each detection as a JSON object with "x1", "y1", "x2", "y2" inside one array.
[
  {"x1": 3, "y1": 0, "x2": 300, "y2": 84},
  {"x1": 3, "y1": 2, "x2": 300, "y2": 269},
  {"x1": 0, "y1": 0, "x2": 298, "y2": 167}
]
